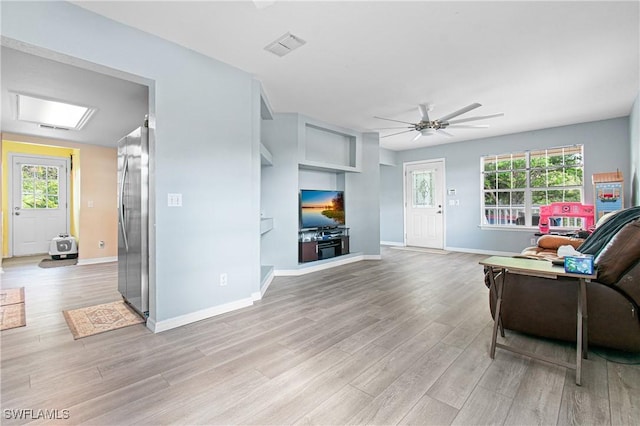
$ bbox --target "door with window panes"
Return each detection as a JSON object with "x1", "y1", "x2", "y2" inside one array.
[
  {"x1": 11, "y1": 155, "x2": 69, "y2": 256},
  {"x1": 405, "y1": 160, "x2": 444, "y2": 249}
]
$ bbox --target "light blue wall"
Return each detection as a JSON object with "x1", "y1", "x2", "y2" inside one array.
[
  {"x1": 380, "y1": 117, "x2": 631, "y2": 254},
  {"x1": 346, "y1": 133, "x2": 381, "y2": 255},
  {"x1": 261, "y1": 114, "x2": 300, "y2": 269},
  {"x1": 380, "y1": 148, "x2": 398, "y2": 166},
  {"x1": 261, "y1": 114, "x2": 380, "y2": 269},
  {"x1": 631, "y1": 92, "x2": 640, "y2": 205},
  {"x1": 1, "y1": 1, "x2": 260, "y2": 324},
  {"x1": 380, "y1": 164, "x2": 404, "y2": 244}
]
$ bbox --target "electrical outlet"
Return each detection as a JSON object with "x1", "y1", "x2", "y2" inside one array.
[
  {"x1": 220, "y1": 273, "x2": 227, "y2": 286},
  {"x1": 530, "y1": 237, "x2": 537, "y2": 245},
  {"x1": 98, "y1": 240, "x2": 105, "y2": 249}
]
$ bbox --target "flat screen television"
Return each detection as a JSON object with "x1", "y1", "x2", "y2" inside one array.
[{"x1": 300, "y1": 189, "x2": 345, "y2": 229}]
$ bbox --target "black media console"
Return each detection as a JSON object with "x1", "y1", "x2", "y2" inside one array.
[{"x1": 298, "y1": 227, "x2": 349, "y2": 263}]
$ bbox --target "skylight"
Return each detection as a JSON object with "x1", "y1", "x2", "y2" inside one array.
[{"x1": 14, "y1": 93, "x2": 95, "y2": 130}]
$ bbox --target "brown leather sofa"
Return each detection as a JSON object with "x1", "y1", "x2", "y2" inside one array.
[{"x1": 486, "y1": 209, "x2": 640, "y2": 352}]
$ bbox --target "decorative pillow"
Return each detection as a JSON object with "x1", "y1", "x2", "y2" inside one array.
[
  {"x1": 537, "y1": 235, "x2": 584, "y2": 250},
  {"x1": 595, "y1": 220, "x2": 640, "y2": 285},
  {"x1": 596, "y1": 210, "x2": 620, "y2": 228}
]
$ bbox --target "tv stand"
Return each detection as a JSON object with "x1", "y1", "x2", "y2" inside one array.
[{"x1": 299, "y1": 227, "x2": 349, "y2": 263}]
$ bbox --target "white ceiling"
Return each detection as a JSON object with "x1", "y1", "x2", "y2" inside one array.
[
  {"x1": 5, "y1": 1, "x2": 639, "y2": 151},
  {"x1": 71, "y1": 0, "x2": 639, "y2": 151},
  {"x1": 1, "y1": 46, "x2": 148, "y2": 147}
]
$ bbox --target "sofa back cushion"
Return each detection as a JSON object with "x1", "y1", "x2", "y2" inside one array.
[{"x1": 595, "y1": 219, "x2": 640, "y2": 285}]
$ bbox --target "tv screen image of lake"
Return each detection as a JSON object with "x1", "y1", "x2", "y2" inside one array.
[{"x1": 301, "y1": 190, "x2": 345, "y2": 228}]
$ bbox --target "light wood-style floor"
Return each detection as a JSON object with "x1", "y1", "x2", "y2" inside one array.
[{"x1": 1, "y1": 248, "x2": 639, "y2": 425}]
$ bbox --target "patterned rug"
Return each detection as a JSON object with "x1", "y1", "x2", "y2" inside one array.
[
  {"x1": 63, "y1": 301, "x2": 145, "y2": 339},
  {"x1": 39, "y1": 258, "x2": 78, "y2": 268},
  {"x1": 1, "y1": 287, "x2": 24, "y2": 305},
  {"x1": 1, "y1": 287, "x2": 26, "y2": 331}
]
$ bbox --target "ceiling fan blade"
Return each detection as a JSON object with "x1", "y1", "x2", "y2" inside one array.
[
  {"x1": 447, "y1": 113, "x2": 504, "y2": 125},
  {"x1": 437, "y1": 130, "x2": 454, "y2": 137},
  {"x1": 374, "y1": 116, "x2": 417, "y2": 125},
  {"x1": 418, "y1": 104, "x2": 430, "y2": 122},
  {"x1": 436, "y1": 103, "x2": 482, "y2": 122},
  {"x1": 373, "y1": 126, "x2": 414, "y2": 130},
  {"x1": 446, "y1": 124, "x2": 490, "y2": 129},
  {"x1": 381, "y1": 129, "x2": 416, "y2": 138}
]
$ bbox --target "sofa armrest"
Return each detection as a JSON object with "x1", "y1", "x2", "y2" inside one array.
[{"x1": 595, "y1": 220, "x2": 640, "y2": 286}]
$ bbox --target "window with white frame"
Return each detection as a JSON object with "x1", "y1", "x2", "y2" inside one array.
[
  {"x1": 481, "y1": 145, "x2": 584, "y2": 228},
  {"x1": 21, "y1": 164, "x2": 60, "y2": 209}
]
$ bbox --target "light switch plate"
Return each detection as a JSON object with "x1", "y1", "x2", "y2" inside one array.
[{"x1": 168, "y1": 193, "x2": 182, "y2": 207}]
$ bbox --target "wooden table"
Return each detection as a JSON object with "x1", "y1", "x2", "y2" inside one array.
[{"x1": 479, "y1": 256, "x2": 597, "y2": 386}]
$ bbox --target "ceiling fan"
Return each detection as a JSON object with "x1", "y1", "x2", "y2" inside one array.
[{"x1": 375, "y1": 103, "x2": 504, "y2": 141}]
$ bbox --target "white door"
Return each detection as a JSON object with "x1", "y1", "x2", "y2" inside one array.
[
  {"x1": 405, "y1": 160, "x2": 445, "y2": 249},
  {"x1": 11, "y1": 155, "x2": 69, "y2": 256}
]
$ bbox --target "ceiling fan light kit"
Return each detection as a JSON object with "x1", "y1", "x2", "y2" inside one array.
[{"x1": 375, "y1": 102, "x2": 504, "y2": 141}]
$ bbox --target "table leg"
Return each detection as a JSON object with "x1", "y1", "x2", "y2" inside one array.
[
  {"x1": 581, "y1": 279, "x2": 588, "y2": 360},
  {"x1": 576, "y1": 278, "x2": 584, "y2": 386},
  {"x1": 490, "y1": 268, "x2": 505, "y2": 359}
]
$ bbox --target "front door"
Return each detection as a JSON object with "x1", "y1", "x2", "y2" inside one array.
[
  {"x1": 405, "y1": 160, "x2": 445, "y2": 249},
  {"x1": 11, "y1": 155, "x2": 69, "y2": 256}
]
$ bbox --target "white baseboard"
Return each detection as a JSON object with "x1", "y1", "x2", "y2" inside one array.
[
  {"x1": 380, "y1": 241, "x2": 405, "y2": 247},
  {"x1": 150, "y1": 297, "x2": 254, "y2": 333},
  {"x1": 445, "y1": 246, "x2": 519, "y2": 257},
  {"x1": 77, "y1": 256, "x2": 117, "y2": 265},
  {"x1": 363, "y1": 254, "x2": 382, "y2": 260},
  {"x1": 145, "y1": 317, "x2": 157, "y2": 333},
  {"x1": 275, "y1": 254, "x2": 378, "y2": 276},
  {"x1": 253, "y1": 270, "x2": 275, "y2": 301}
]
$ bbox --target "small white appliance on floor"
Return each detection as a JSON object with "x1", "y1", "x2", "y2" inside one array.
[{"x1": 49, "y1": 234, "x2": 78, "y2": 260}]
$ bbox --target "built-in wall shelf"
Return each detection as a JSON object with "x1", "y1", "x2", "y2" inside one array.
[
  {"x1": 299, "y1": 118, "x2": 361, "y2": 172},
  {"x1": 260, "y1": 143, "x2": 273, "y2": 166},
  {"x1": 260, "y1": 217, "x2": 274, "y2": 235},
  {"x1": 299, "y1": 161, "x2": 358, "y2": 173}
]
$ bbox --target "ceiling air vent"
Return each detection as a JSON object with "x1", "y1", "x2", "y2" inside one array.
[
  {"x1": 39, "y1": 124, "x2": 70, "y2": 131},
  {"x1": 264, "y1": 32, "x2": 306, "y2": 57}
]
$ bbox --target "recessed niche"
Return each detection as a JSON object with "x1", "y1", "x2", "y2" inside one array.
[{"x1": 304, "y1": 124, "x2": 357, "y2": 168}]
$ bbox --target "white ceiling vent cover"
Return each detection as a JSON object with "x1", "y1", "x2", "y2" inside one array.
[{"x1": 264, "y1": 32, "x2": 306, "y2": 57}]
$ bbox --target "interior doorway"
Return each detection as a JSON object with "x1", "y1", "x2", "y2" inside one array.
[
  {"x1": 404, "y1": 159, "x2": 445, "y2": 249},
  {"x1": 9, "y1": 154, "x2": 70, "y2": 256}
]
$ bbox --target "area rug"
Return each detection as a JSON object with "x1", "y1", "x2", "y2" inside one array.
[
  {"x1": 390, "y1": 246, "x2": 450, "y2": 255},
  {"x1": 0, "y1": 287, "x2": 25, "y2": 306},
  {"x1": 38, "y1": 258, "x2": 78, "y2": 268},
  {"x1": 1, "y1": 304, "x2": 26, "y2": 331},
  {"x1": 1, "y1": 288, "x2": 26, "y2": 331},
  {"x1": 63, "y1": 301, "x2": 145, "y2": 339}
]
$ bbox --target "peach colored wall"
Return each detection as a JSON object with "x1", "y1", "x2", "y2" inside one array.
[
  {"x1": 1, "y1": 133, "x2": 117, "y2": 261},
  {"x1": 75, "y1": 143, "x2": 118, "y2": 260}
]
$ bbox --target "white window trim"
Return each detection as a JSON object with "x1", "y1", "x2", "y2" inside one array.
[{"x1": 480, "y1": 145, "x2": 585, "y2": 230}]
